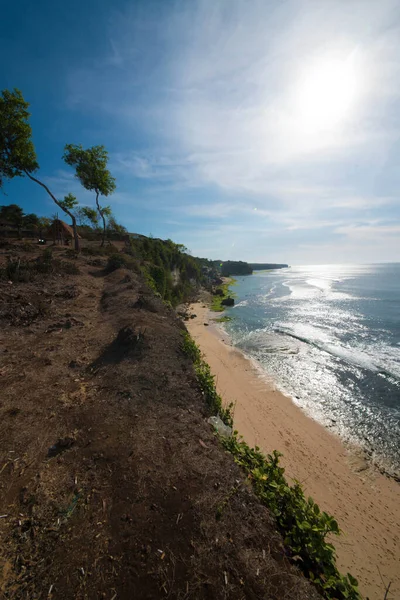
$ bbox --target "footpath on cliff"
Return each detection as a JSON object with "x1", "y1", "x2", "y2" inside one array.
[{"x1": 0, "y1": 241, "x2": 321, "y2": 600}]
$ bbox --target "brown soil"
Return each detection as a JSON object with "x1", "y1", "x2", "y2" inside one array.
[{"x1": 0, "y1": 243, "x2": 321, "y2": 599}]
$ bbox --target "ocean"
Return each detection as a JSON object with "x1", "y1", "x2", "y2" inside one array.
[{"x1": 222, "y1": 264, "x2": 400, "y2": 478}]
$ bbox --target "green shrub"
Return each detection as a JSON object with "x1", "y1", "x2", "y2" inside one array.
[
  {"x1": 106, "y1": 253, "x2": 127, "y2": 272},
  {"x1": 147, "y1": 264, "x2": 166, "y2": 297},
  {"x1": 181, "y1": 330, "x2": 360, "y2": 600},
  {"x1": 106, "y1": 253, "x2": 140, "y2": 274},
  {"x1": 181, "y1": 332, "x2": 233, "y2": 426},
  {"x1": 127, "y1": 236, "x2": 205, "y2": 306}
]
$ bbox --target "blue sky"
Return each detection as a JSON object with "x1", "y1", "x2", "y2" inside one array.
[{"x1": 1, "y1": 0, "x2": 399, "y2": 263}]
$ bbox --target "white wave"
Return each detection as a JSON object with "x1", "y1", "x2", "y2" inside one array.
[
  {"x1": 306, "y1": 278, "x2": 333, "y2": 292},
  {"x1": 274, "y1": 323, "x2": 400, "y2": 379},
  {"x1": 233, "y1": 300, "x2": 248, "y2": 308}
]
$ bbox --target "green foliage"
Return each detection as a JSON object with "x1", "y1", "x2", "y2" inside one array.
[
  {"x1": 210, "y1": 280, "x2": 236, "y2": 312},
  {"x1": 127, "y1": 236, "x2": 204, "y2": 306},
  {"x1": 0, "y1": 203, "x2": 24, "y2": 228},
  {"x1": 38, "y1": 216, "x2": 52, "y2": 231},
  {"x1": 213, "y1": 315, "x2": 232, "y2": 323},
  {"x1": 147, "y1": 264, "x2": 166, "y2": 297},
  {"x1": 102, "y1": 205, "x2": 112, "y2": 218},
  {"x1": 23, "y1": 213, "x2": 40, "y2": 229},
  {"x1": 107, "y1": 214, "x2": 127, "y2": 236},
  {"x1": 221, "y1": 260, "x2": 252, "y2": 276},
  {"x1": 59, "y1": 193, "x2": 78, "y2": 212},
  {"x1": 181, "y1": 332, "x2": 233, "y2": 426},
  {"x1": 63, "y1": 144, "x2": 116, "y2": 197},
  {"x1": 105, "y1": 253, "x2": 138, "y2": 273},
  {"x1": 181, "y1": 329, "x2": 359, "y2": 600},
  {"x1": 74, "y1": 206, "x2": 99, "y2": 228},
  {"x1": 0, "y1": 204, "x2": 41, "y2": 233},
  {"x1": 0, "y1": 88, "x2": 39, "y2": 187},
  {"x1": 63, "y1": 144, "x2": 116, "y2": 246},
  {"x1": 221, "y1": 436, "x2": 360, "y2": 599}
]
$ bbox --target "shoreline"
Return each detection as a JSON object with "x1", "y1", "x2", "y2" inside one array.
[{"x1": 187, "y1": 301, "x2": 400, "y2": 600}]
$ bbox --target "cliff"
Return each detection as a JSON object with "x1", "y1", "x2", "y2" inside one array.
[
  {"x1": 250, "y1": 263, "x2": 288, "y2": 270},
  {"x1": 0, "y1": 240, "x2": 321, "y2": 599},
  {"x1": 221, "y1": 260, "x2": 253, "y2": 276}
]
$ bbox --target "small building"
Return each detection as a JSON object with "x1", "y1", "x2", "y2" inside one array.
[{"x1": 47, "y1": 219, "x2": 81, "y2": 245}]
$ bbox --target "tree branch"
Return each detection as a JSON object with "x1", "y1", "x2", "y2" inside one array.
[
  {"x1": 23, "y1": 170, "x2": 73, "y2": 219},
  {"x1": 23, "y1": 170, "x2": 80, "y2": 250}
]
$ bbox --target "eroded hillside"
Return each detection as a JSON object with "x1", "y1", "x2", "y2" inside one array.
[{"x1": 0, "y1": 243, "x2": 320, "y2": 599}]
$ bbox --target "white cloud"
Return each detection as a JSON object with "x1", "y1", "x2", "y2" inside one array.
[{"x1": 61, "y1": 0, "x2": 400, "y2": 261}]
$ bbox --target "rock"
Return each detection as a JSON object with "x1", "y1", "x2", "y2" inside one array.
[
  {"x1": 221, "y1": 297, "x2": 234, "y2": 307},
  {"x1": 116, "y1": 326, "x2": 143, "y2": 348},
  {"x1": 204, "y1": 323, "x2": 209, "y2": 326},
  {"x1": 47, "y1": 437, "x2": 75, "y2": 458},
  {"x1": 190, "y1": 314, "x2": 197, "y2": 319}
]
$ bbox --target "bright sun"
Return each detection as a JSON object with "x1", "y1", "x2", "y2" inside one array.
[{"x1": 295, "y1": 57, "x2": 357, "y2": 134}]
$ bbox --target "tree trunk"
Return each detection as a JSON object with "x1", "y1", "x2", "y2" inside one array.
[
  {"x1": 71, "y1": 216, "x2": 80, "y2": 251},
  {"x1": 24, "y1": 170, "x2": 80, "y2": 252},
  {"x1": 95, "y1": 191, "x2": 106, "y2": 247}
]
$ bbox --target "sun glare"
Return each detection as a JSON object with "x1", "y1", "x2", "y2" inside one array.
[{"x1": 294, "y1": 57, "x2": 357, "y2": 134}]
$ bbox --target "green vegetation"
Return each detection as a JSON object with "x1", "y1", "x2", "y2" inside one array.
[
  {"x1": 0, "y1": 89, "x2": 81, "y2": 250},
  {"x1": 127, "y1": 236, "x2": 204, "y2": 306},
  {"x1": 221, "y1": 260, "x2": 252, "y2": 276},
  {"x1": 0, "y1": 204, "x2": 40, "y2": 236},
  {"x1": 210, "y1": 279, "x2": 236, "y2": 311},
  {"x1": 213, "y1": 315, "x2": 232, "y2": 323},
  {"x1": 181, "y1": 330, "x2": 360, "y2": 600},
  {"x1": 181, "y1": 332, "x2": 233, "y2": 426},
  {"x1": 250, "y1": 262, "x2": 288, "y2": 270},
  {"x1": 63, "y1": 144, "x2": 116, "y2": 247},
  {"x1": 105, "y1": 253, "x2": 139, "y2": 274},
  {"x1": 0, "y1": 88, "x2": 117, "y2": 251}
]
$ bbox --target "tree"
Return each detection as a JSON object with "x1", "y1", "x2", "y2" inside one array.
[
  {"x1": 63, "y1": 144, "x2": 116, "y2": 246},
  {"x1": 81, "y1": 206, "x2": 99, "y2": 229},
  {"x1": 0, "y1": 89, "x2": 38, "y2": 186},
  {"x1": 74, "y1": 206, "x2": 99, "y2": 229},
  {"x1": 107, "y1": 213, "x2": 127, "y2": 237},
  {"x1": 0, "y1": 89, "x2": 80, "y2": 250},
  {"x1": 0, "y1": 203, "x2": 24, "y2": 236},
  {"x1": 23, "y1": 213, "x2": 40, "y2": 230},
  {"x1": 37, "y1": 216, "x2": 51, "y2": 236}
]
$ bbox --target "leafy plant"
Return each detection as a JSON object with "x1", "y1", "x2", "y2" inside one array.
[
  {"x1": 181, "y1": 332, "x2": 233, "y2": 426},
  {"x1": 181, "y1": 330, "x2": 360, "y2": 600}
]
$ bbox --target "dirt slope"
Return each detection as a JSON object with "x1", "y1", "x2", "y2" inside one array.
[{"x1": 0, "y1": 245, "x2": 321, "y2": 599}]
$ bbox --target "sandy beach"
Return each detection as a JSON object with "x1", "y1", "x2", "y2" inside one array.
[{"x1": 187, "y1": 302, "x2": 400, "y2": 600}]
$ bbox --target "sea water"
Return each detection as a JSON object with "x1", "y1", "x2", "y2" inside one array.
[{"x1": 223, "y1": 264, "x2": 400, "y2": 477}]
